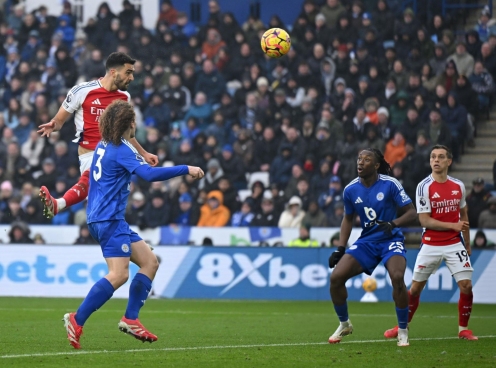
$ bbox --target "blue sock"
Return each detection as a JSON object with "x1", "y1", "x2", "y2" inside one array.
[
  {"x1": 334, "y1": 303, "x2": 349, "y2": 322},
  {"x1": 396, "y1": 306, "x2": 409, "y2": 329},
  {"x1": 75, "y1": 278, "x2": 114, "y2": 326},
  {"x1": 125, "y1": 273, "x2": 152, "y2": 320}
]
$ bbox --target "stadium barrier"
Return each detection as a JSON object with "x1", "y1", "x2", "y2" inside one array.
[
  {"x1": 2, "y1": 225, "x2": 496, "y2": 246},
  {"x1": 1, "y1": 245, "x2": 495, "y2": 303}
]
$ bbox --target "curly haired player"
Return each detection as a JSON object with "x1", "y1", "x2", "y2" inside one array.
[{"x1": 63, "y1": 100, "x2": 203, "y2": 349}]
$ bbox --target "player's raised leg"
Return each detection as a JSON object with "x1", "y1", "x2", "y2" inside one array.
[
  {"x1": 328, "y1": 254, "x2": 363, "y2": 343},
  {"x1": 118, "y1": 239, "x2": 159, "y2": 343},
  {"x1": 385, "y1": 255, "x2": 409, "y2": 346},
  {"x1": 40, "y1": 166, "x2": 91, "y2": 218}
]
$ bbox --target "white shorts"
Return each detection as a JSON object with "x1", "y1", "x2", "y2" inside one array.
[
  {"x1": 79, "y1": 151, "x2": 94, "y2": 174},
  {"x1": 413, "y1": 242, "x2": 473, "y2": 282}
]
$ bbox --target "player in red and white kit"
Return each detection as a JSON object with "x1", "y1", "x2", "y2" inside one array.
[
  {"x1": 37, "y1": 52, "x2": 158, "y2": 218},
  {"x1": 384, "y1": 145, "x2": 477, "y2": 341}
]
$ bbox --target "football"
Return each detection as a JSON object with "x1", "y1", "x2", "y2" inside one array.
[
  {"x1": 260, "y1": 28, "x2": 291, "y2": 58},
  {"x1": 362, "y1": 277, "x2": 377, "y2": 292}
]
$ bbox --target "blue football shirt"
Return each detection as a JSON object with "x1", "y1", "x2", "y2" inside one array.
[
  {"x1": 87, "y1": 139, "x2": 146, "y2": 223},
  {"x1": 343, "y1": 174, "x2": 412, "y2": 242}
]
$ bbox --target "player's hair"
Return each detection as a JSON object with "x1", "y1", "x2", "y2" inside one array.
[
  {"x1": 105, "y1": 52, "x2": 136, "y2": 71},
  {"x1": 430, "y1": 144, "x2": 453, "y2": 159},
  {"x1": 366, "y1": 148, "x2": 392, "y2": 176},
  {"x1": 99, "y1": 100, "x2": 135, "y2": 145}
]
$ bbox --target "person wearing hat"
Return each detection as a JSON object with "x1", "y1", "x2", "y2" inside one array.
[
  {"x1": 315, "y1": 12, "x2": 332, "y2": 47},
  {"x1": 20, "y1": 30, "x2": 41, "y2": 62},
  {"x1": 474, "y1": 5, "x2": 496, "y2": 42},
  {"x1": 219, "y1": 144, "x2": 246, "y2": 190},
  {"x1": 373, "y1": 0, "x2": 395, "y2": 42},
  {"x1": 251, "y1": 190, "x2": 280, "y2": 227},
  {"x1": 471, "y1": 229, "x2": 495, "y2": 249},
  {"x1": 466, "y1": 178, "x2": 492, "y2": 228},
  {"x1": 125, "y1": 191, "x2": 146, "y2": 227},
  {"x1": 74, "y1": 224, "x2": 99, "y2": 245},
  {"x1": 288, "y1": 222, "x2": 320, "y2": 247},
  {"x1": 197, "y1": 190, "x2": 230, "y2": 227},
  {"x1": 318, "y1": 174, "x2": 343, "y2": 216},
  {"x1": 278, "y1": 195, "x2": 305, "y2": 228},
  {"x1": 272, "y1": 88, "x2": 293, "y2": 122},
  {"x1": 199, "y1": 158, "x2": 225, "y2": 192},
  {"x1": 8, "y1": 221, "x2": 33, "y2": 244},
  {"x1": 172, "y1": 192, "x2": 200, "y2": 226},
  {"x1": 479, "y1": 196, "x2": 496, "y2": 229},
  {"x1": 447, "y1": 41, "x2": 474, "y2": 77}
]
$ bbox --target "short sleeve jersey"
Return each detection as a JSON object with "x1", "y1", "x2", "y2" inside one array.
[
  {"x1": 416, "y1": 175, "x2": 466, "y2": 246},
  {"x1": 343, "y1": 175, "x2": 412, "y2": 242},
  {"x1": 87, "y1": 139, "x2": 146, "y2": 223},
  {"x1": 62, "y1": 79, "x2": 130, "y2": 150}
]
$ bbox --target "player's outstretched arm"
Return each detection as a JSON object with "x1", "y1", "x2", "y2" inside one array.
[
  {"x1": 418, "y1": 212, "x2": 469, "y2": 232},
  {"x1": 37, "y1": 106, "x2": 72, "y2": 137},
  {"x1": 134, "y1": 164, "x2": 204, "y2": 182},
  {"x1": 128, "y1": 137, "x2": 159, "y2": 166}
]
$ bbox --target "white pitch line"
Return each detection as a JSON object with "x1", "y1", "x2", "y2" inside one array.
[
  {"x1": 1, "y1": 336, "x2": 495, "y2": 359},
  {"x1": 0, "y1": 307, "x2": 494, "y2": 319}
]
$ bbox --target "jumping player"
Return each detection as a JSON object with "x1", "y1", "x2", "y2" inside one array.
[
  {"x1": 328, "y1": 149, "x2": 417, "y2": 347},
  {"x1": 63, "y1": 100, "x2": 204, "y2": 349},
  {"x1": 384, "y1": 145, "x2": 477, "y2": 341},
  {"x1": 38, "y1": 52, "x2": 158, "y2": 218}
]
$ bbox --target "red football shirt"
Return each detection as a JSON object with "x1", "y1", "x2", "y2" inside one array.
[
  {"x1": 62, "y1": 79, "x2": 130, "y2": 150},
  {"x1": 416, "y1": 175, "x2": 466, "y2": 246}
]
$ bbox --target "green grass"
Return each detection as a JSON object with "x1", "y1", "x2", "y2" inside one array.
[{"x1": 0, "y1": 298, "x2": 494, "y2": 367}]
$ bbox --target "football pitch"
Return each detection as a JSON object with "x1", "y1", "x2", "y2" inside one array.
[{"x1": 0, "y1": 298, "x2": 494, "y2": 367}]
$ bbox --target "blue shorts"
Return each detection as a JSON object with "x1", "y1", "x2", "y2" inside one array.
[
  {"x1": 88, "y1": 220, "x2": 142, "y2": 258},
  {"x1": 346, "y1": 239, "x2": 406, "y2": 275}
]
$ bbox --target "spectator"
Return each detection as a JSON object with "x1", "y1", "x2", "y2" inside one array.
[
  {"x1": 142, "y1": 191, "x2": 170, "y2": 228},
  {"x1": 467, "y1": 178, "x2": 492, "y2": 228},
  {"x1": 479, "y1": 42, "x2": 496, "y2": 79},
  {"x1": 327, "y1": 200, "x2": 345, "y2": 227},
  {"x1": 251, "y1": 191, "x2": 279, "y2": 227},
  {"x1": 474, "y1": 6, "x2": 496, "y2": 42},
  {"x1": 231, "y1": 198, "x2": 255, "y2": 226},
  {"x1": 199, "y1": 158, "x2": 224, "y2": 192},
  {"x1": 171, "y1": 12, "x2": 197, "y2": 44},
  {"x1": 478, "y1": 196, "x2": 496, "y2": 229},
  {"x1": 24, "y1": 198, "x2": 47, "y2": 224},
  {"x1": 270, "y1": 144, "x2": 298, "y2": 188},
  {"x1": 8, "y1": 221, "x2": 33, "y2": 244},
  {"x1": 55, "y1": 15, "x2": 76, "y2": 50},
  {"x1": 125, "y1": 191, "x2": 146, "y2": 228},
  {"x1": 74, "y1": 224, "x2": 98, "y2": 244},
  {"x1": 469, "y1": 61, "x2": 495, "y2": 112},
  {"x1": 195, "y1": 59, "x2": 225, "y2": 104},
  {"x1": 278, "y1": 196, "x2": 305, "y2": 228},
  {"x1": 219, "y1": 144, "x2": 246, "y2": 189},
  {"x1": 288, "y1": 223, "x2": 319, "y2": 247},
  {"x1": 172, "y1": 192, "x2": 200, "y2": 226},
  {"x1": 400, "y1": 106, "x2": 423, "y2": 146},
  {"x1": 384, "y1": 132, "x2": 407, "y2": 167},
  {"x1": 471, "y1": 229, "x2": 495, "y2": 249},
  {"x1": 389, "y1": 91, "x2": 409, "y2": 127},
  {"x1": 33, "y1": 233, "x2": 46, "y2": 244},
  {"x1": 318, "y1": 0, "x2": 343, "y2": 28},
  {"x1": 14, "y1": 112, "x2": 34, "y2": 145},
  {"x1": 1, "y1": 196, "x2": 27, "y2": 224},
  {"x1": 197, "y1": 190, "x2": 230, "y2": 227},
  {"x1": 5, "y1": 142, "x2": 31, "y2": 189},
  {"x1": 447, "y1": 41, "x2": 474, "y2": 77},
  {"x1": 440, "y1": 92, "x2": 467, "y2": 162},
  {"x1": 302, "y1": 200, "x2": 327, "y2": 227}
]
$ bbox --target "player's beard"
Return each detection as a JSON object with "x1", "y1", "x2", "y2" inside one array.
[{"x1": 115, "y1": 75, "x2": 128, "y2": 91}]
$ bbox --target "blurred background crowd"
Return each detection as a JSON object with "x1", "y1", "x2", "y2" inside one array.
[{"x1": 0, "y1": 0, "x2": 495, "y2": 245}]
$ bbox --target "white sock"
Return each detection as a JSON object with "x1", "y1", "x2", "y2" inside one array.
[
  {"x1": 398, "y1": 328, "x2": 408, "y2": 332},
  {"x1": 459, "y1": 326, "x2": 468, "y2": 333},
  {"x1": 340, "y1": 319, "x2": 350, "y2": 327},
  {"x1": 56, "y1": 198, "x2": 66, "y2": 211}
]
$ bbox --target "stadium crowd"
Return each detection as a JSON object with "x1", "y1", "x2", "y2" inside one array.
[{"x1": 0, "y1": 0, "x2": 495, "y2": 243}]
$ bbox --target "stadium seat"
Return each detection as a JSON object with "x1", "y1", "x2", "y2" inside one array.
[
  {"x1": 238, "y1": 189, "x2": 252, "y2": 202},
  {"x1": 248, "y1": 172, "x2": 270, "y2": 190}
]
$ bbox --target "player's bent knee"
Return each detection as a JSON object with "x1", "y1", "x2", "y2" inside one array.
[
  {"x1": 389, "y1": 273, "x2": 406, "y2": 288},
  {"x1": 457, "y1": 277, "x2": 472, "y2": 294},
  {"x1": 109, "y1": 270, "x2": 129, "y2": 287}
]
